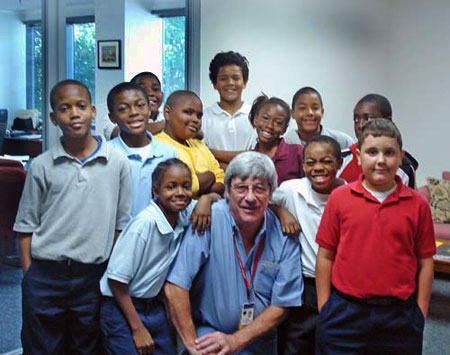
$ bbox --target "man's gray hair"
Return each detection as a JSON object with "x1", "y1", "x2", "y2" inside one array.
[{"x1": 225, "y1": 151, "x2": 278, "y2": 193}]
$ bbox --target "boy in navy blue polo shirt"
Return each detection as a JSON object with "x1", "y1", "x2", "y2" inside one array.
[
  {"x1": 14, "y1": 79, "x2": 132, "y2": 354},
  {"x1": 315, "y1": 119, "x2": 435, "y2": 354}
]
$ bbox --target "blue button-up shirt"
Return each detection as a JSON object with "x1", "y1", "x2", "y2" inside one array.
[
  {"x1": 108, "y1": 133, "x2": 177, "y2": 216},
  {"x1": 167, "y1": 199, "x2": 303, "y2": 354}
]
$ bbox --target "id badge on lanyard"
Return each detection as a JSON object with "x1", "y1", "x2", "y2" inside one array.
[{"x1": 233, "y1": 231, "x2": 265, "y2": 329}]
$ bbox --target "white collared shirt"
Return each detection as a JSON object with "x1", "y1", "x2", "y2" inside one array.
[
  {"x1": 202, "y1": 102, "x2": 257, "y2": 151},
  {"x1": 272, "y1": 178, "x2": 344, "y2": 277},
  {"x1": 284, "y1": 124, "x2": 355, "y2": 150}
]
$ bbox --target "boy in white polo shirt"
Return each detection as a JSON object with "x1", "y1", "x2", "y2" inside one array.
[
  {"x1": 201, "y1": 51, "x2": 257, "y2": 169},
  {"x1": 272, "y1": 135, "x2": 344, "y2": 355}
]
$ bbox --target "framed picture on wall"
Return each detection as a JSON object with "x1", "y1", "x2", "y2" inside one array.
[{"x1": 98, "y1": 40, "x2": 121, "y2": 69}]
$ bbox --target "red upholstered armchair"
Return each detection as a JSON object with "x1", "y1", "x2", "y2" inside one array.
[
  {"x1": 0, "y1": 159, "x2": 27, "y2": 268},
  {"x1": 418, "y1": 171, "x2": 450, "y2": 241}
]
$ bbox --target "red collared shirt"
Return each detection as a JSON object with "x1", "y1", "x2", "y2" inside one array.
[
  {"x1": 316, "y1": 175, "x2": 436, "y2": 300},
  {"x1": 255, "y1": 138, "x2": 304, "y2": 186}
]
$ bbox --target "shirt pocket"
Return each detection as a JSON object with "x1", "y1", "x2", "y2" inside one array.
[{"x1": 253, "y1": 262, "x2": 280, "y2": 302}]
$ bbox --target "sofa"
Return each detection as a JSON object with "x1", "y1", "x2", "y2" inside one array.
[{"x1": 418, "y1": 171, "x2": 450, "y2": 241}]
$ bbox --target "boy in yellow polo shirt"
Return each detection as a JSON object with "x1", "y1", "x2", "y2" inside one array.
[{"x1": 155, "y1": 91, "x2": 225, "y2": 198}]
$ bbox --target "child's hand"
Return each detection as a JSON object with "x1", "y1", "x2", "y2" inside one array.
[
  {"x1": 280, "y1": 209, "x2": 301, "y2": 238},
  {"x1": 132, "y1": 325, "x2": 154, "y2": 354},
  {"x1": 191, "y1": 193, "x2": 221, "y2": 234},
  {"x1": 191, "y1": 196, "x2": 213, "y2": 234},
  {"x1": 270, "y1": 205, "x2": 301, "y2": 238}
]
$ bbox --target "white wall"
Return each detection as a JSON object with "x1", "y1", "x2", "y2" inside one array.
[
  {"x1": 0, "y1": 11, "x2": 26, "y2": 128},
  {"x1": 95, "y1": 0, "x2": 126, "y2": 134},
  {"x1": 200, "y1": 0, "x2": 391, "y2": 139},
  {"x1": 200, "y1": 0, "x2": 449, "y2": 186},
  {"x1": 387, "y1": 0, "x2": 450, "y2": 185},
  {"x1": 124, "y1": 0, "x2": 162, "y2": 81}
]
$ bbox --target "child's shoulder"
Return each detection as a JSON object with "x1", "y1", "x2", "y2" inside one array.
[
  {"x1": 399, "y1": 183, "x2": 430, "y2": 207},
  {"x1": 151, "y1": 136, "x2": 178, "y2": 156},
  {"x1": 102, "y1": 139, "x2": 130, "y2": 165},
  {"x1": 26, "y1": 146, "x2": 60, "y2": 174},
  {"x1": 279, "y1": 177, "x2": 308, "y2": 192}
]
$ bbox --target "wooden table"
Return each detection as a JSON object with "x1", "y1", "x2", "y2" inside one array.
[{"x1": 434, "y1": 239, "x2": 450, "y2": 274}]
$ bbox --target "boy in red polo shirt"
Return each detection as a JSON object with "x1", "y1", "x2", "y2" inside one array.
[{"x1": 315, "y1": 119, "x2": 435, "y2": 354}]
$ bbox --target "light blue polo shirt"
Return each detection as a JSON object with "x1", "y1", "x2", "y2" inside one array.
[
  {"x1": 108, "y1": 132, "x2": 177, "y2": 216},
  {"x1": 100, "y1": 199, "x2": 196, "y2": 298},
  {"x1": 167, "y1": 199, "x2": 303, "y2": 355}
]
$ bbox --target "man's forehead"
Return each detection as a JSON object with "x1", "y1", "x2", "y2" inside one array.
[{"x1": 232, "y1": 176, "x2": 266, "y2": 185}]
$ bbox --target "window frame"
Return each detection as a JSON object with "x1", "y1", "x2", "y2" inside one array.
[{"x1": 25, "y1": 16, "x2": 96, "y2": 112}]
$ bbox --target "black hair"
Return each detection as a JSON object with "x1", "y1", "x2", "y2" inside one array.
[
  {"x1": 248, "y1": 93, "x2": 291, "y2": 129},
  {"x1": 151, "y1": 158, "x2": 192, "y2": 192},
  {"x1": 50, "y1": 79, "x2": 91, "y2": 110},
  {"x1": 358, "y1": 119, "x2": 402, "y2": 150},
  {"x1": 291, "y1": 87, "x2": 323, "y2": 109},
  {"x1": 209, "y1": 51, "x2": 249, "y2": 85},
  {"x1": 303, "y1": 135, "x2": 342, "y2": 161},
  {"x1": 165, "y1": 90, "x2": 201, "y2": 109},
  {"x1": 355, "y1": 94, "x2": 392, "y2": 119},
  {"x1": 107, "y1": 82, "x2": 149, "y2": 113},
  {"x1": 130, "y1": 71, "x2": 161, "y2": 87}
]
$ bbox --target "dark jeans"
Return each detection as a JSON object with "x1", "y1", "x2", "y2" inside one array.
[
  {"x1": 278, "y1": 277, "x2": 318, "y2": 355},
  {"x1": 315, "y1": 290, "x2": 425, "y2": 355},
  {"x1": 100, "y1": 296, "x2": 176, "y2": 355},
  {"x1": 21, "y1": 259, "x2": 107, "y2": 355}
]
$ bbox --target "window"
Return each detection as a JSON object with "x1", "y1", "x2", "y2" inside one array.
[
  {"x1": 67, "y1": 21, "x2": 96, "y2": 101},
  {"x1": 26, "y1": 18, "x2": 96, "y2": 115},
  {"x1": 162, "y1": 15, "x2": 186, "y2": 95},
  {"x1": 26, "y1": 23, "x2": 43, "y2": 114}
]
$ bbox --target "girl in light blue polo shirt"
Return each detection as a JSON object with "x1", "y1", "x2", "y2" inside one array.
[{"x1": 100, "y1": 158, "x2": 217, "y2": 354}]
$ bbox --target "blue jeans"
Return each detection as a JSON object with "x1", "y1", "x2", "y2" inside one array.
[
  {"x1": 100, "y1": 296, "x2": 176, "y2": 355},
  {"x1": 315, "y1": 290, "x2": 425, "y2": 355},
  {"x1": 21, "y1": 259, "x2": 107, "y2": 355}
]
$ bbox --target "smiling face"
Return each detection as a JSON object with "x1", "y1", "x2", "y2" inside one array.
[
  {"x1": 164, "y1": 95, "x2": 203, "y2": 143},
  {"x1": 134, "y1": 75, "x2": 163, "y2": 116},
  {"x1": 292, "y1": 93, "x2": 324, "y2": 136},
  {"x1": 303, "y1": 141, "x2": 342, "y2": 194},
  {"x1": 109, "y1": 89, "x2": 150, "y2": 138},
  {"x1": 357, "y1": 134, "x2": 404, "y2": 192},
  {"x1": 353, "y1": 101, "x2": 383, "y2": 139},
  {"x1": 153, "y1": 165, "x2": 193, "y2": 221},
  {"x1": 50, "y1": 84, "x2": 95, "y2": 139},
  {"x1": 213, "y1": 64, "x2": 247, "y2": 105},
  {"x1": 254, "y1": 102, "x2": 289, "y2": 144},
  {"x1": 227, "y1": 176, "x2": 270, "y2": 229}
]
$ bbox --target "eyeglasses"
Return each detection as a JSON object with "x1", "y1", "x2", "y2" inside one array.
[{"x1": 231, "y1": 183, "x2": 270, "y2": 197}]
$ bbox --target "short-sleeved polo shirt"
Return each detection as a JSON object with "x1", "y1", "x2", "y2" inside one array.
[
  {"x1": 202, "y1": 102, "x2": 257, "y2": 151},
  {"x1": 13, "y1": 135, "x2": 132, "y2": 264},
  {"x1": 316, "y1": 175, "x2": 436, "y2": 300},
  {"x1": 108, "y1": 132, "x2": 177, "y2": 216},
  {"x1": 100, "y1": 200, "x2": 196, "y2": 298}
]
